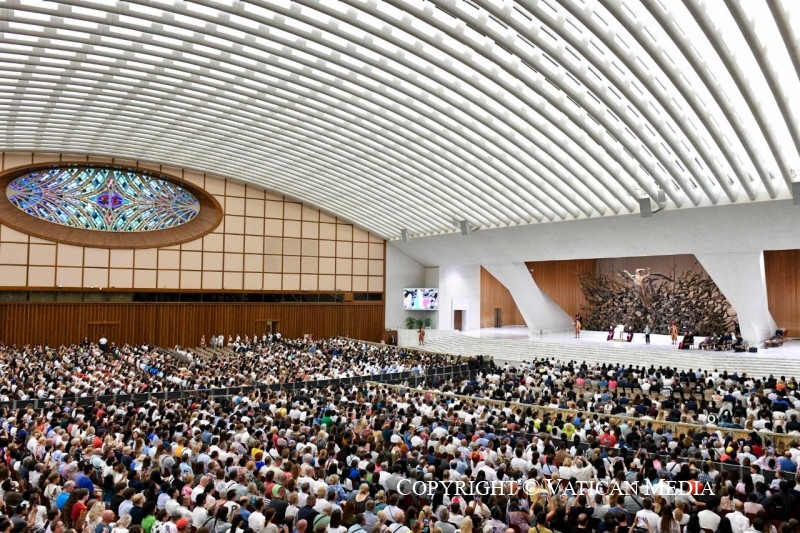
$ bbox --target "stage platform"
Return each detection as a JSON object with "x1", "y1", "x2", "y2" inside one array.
[{"x1": 410, "y1": 327, "x2": 800, "y2": 379}]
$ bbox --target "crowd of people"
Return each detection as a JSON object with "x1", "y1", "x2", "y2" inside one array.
[
  {"x1": 0, "y1": 338, "x2": 456, "y2": 402},
  {"x1": 0, "y1": 337, "x2": 798, "y2": 533},
  {"x1": 475, "y1": 359, "x2": 800, "y2": 435}
]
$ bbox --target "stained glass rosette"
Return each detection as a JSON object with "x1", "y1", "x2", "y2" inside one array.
[{"x1": 5, "y1": 166, "x2": 200, "y2": 232}]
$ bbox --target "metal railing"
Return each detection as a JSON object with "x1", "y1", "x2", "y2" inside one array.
[
  {"x1": 373, "y1": 381, "x2": 798, "y2": 453},
  {"x1": 0, "y1": 363, "x2": 477, "y2": 411}
]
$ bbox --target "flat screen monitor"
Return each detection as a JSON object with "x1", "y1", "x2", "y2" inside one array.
[{"x1": 403, "y1": 288, "x2": 439, "y2": 310}]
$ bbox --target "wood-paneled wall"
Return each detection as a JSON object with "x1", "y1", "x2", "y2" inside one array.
[
  {"x1": 765, "y1": 250, "x2": 800, "y2": 335},
  {"x1": 0, "y1": 302, "x2": 384, "y2": 347},
  {"x1": 526, "y1": 259, "x2": 597, "y2": 317},
  {"x1": 480, "y1": 267, "x2": 525, "y2": 328}
]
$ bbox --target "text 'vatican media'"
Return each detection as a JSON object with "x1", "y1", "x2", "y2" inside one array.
[{"x1": 396, "y1": 479, "x2": 716, "y2": 497}]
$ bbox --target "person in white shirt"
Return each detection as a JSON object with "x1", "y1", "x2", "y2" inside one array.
[
  {"x1": 697, "y1": 499, "x2": 722, "y2": 532},
  {"x1": 248, "y1": 499, "x2": 266, "y2": 533},
  {"x1": 569, "y1": 458, "x2": 594, "y2": 482},
  {"x1": 192, "y1": 494, "x2": 210, "y2": 529},
  {"x1": 727, "y1": 501, "x2": 750, "y2": 533},
  {"x1": 738, "y1": 447, "x2": 757, "y2": 465},
  {"x1": 633, "y1": 498, "x2": 659, "y2": 531},
  {"x1": 749, "y1": 465, "x2": 765, "y2": 486}
]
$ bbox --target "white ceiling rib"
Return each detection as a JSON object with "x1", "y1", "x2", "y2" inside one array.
[
  {"x1": 765, "y1": 1, "x2": 800, "y2": 164},
  {"x1": 0, "y1": 0, "x2": 797, "y2": 239},
  {"x1": 683, "y1": 1, "x2": 783, "y2": 199}
]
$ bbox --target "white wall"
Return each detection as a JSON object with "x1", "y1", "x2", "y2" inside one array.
[
  {"x1": 384, "y1": 244, "x2": 426, "y2": 330},
  {"x1": 438, "y1": 264, "x2": 481, "y2": 331},
  {"x1": 393, "y1": 200, "x2": 800, "y2": 266}
]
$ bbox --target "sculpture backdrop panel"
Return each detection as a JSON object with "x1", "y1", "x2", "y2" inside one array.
[{"x1": 578, "y1": 268, "x2": 737, "y2": 336}]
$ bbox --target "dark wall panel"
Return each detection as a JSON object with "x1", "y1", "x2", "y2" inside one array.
[
  {"x1": 526, "y1": 259, "x2": 597, "y2": 317},
  {"x1": 479, "y1": 267, "x2": 525, "y2": 328},
  {"x1": 765, "y1": 250, "x2": 800, "y2": 335},
  {"x1": 0, "y1": 302, "x2": 384, "y2": 347}
]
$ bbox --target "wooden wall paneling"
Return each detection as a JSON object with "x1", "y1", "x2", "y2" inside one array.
[
  {"x1": 765, "y1": 250, "x2": 800, "y2": 336},
  {"x1": 526, "y1": 259, "x2": 597, "y2": 318},
  {"x1": 0, "y1": 302, "x2": 385, "y2": 348},
  {"x1": 479, "y1": 267, "x2": 525, "y2": 328}
]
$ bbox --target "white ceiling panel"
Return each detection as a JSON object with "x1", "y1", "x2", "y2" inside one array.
[{"x1": 0, "y1": 0, "x2": 797, "y2": 239}]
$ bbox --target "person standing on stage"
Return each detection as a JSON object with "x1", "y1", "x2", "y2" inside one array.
[
  {"x1": 643, "y1": 325, "x2": 651, "y2": 344},
  {"x1": 670, "y1": 321, "x2": 679, "y2": 345}
]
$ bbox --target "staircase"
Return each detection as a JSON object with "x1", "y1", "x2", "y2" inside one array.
[{"x1": 418, "y1": 331, "x2": 800, "y2": 379}]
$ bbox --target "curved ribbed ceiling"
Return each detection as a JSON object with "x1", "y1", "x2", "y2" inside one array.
[{"x1": 0, "y1": 0, "x2": 798, "y2": 239}]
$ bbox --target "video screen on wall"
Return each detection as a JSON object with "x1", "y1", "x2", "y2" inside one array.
[{"x1": 403, "y1": 288, "x2": 439, "y2": 310}]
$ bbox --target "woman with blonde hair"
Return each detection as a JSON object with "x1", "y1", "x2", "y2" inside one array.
[
  {"x1": 352, "y1": 483, "x2": 371, "y2": 514},
  {"x1": 558, "y1": 457, "x2": 572, "y2": 480},
  {"x1": 458, "y1": 518, "x2": 472, "y2": 533},
  {"x1": 369, "y1": 511, "x2": 387, "y2": 533},
  {"x1": 182, "y1": 474, "x2": 194, "y2": 500},
  {"x1": 652, "y1": 494, "x2": 664, "y2": 515},
  {"x1": 83, "y1": 500, "x2": 105, "y2": 533},
  {"x1": 374, "y1": 491, "x2": 387, "y2": 513},
  {"x1": 112, "y1": 515, "x2": 132, "y2": 533}
]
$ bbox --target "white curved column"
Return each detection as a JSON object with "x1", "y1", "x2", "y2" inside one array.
[
  {"x1": 482, "y1": 262, "x2": 573, "y2": 334},
  {"x1": 695, "y1": 251, "x2": 777, "y2": 343}
]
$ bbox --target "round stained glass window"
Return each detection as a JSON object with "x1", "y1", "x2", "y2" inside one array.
[
  {"x1": 6, "y1": 166, "x2": 201, "y2": 232},
  {"x1": 0, "y1": 163, "x2": 222, "y2": 249}
]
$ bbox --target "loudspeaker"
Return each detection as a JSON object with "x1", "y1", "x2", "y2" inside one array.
[
  {"x1": 400, "y1": 229, "x2": 409, "y2": 242},
  {"x1": 459, "y1": 220, "x2": 471, "y2": 235},
  {"x1": 749, "y1": 347, "x2": 758, "y2": 353},
  {"x1": 638, "y1": 197, "x2": 652, "y2": 218},
  {"x1": 657, "y1": 188, "x2": 666, "y2": 204},
  {"x1": 793, "y1": 182, "x2": 800, "y2": 205}
]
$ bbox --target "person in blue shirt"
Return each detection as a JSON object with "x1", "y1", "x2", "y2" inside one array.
[
  {"x1": 56, "y1": 481, "x2": 75, "y2": 510},
  {"x1": 777, "y1": 453, "x2": 797, "y2": 473},
  {"x1": 76, "y1": 464, "x2": 95, "y2": 495}
]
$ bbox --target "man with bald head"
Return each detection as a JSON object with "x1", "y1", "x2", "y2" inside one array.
[
  {"x1": 94, "y1": 511, "x2": 115, "y2": 533},
  {"x1": 727, "y1": 501, "x2": 750, "y2": 533},
  {"x1": 191, "y1": 476, "x2": 211, "y2": 503},
  {"x1": 55, "y1": 482, "x2": 74, "y2": 510},
  {"x1": 386, "y1": 511, "x2": 409, "y2": 533}
]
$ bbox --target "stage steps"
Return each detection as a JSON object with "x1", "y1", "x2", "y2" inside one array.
[{"x1": 419, "y1": 333, "x2": 800, "y2": 379}]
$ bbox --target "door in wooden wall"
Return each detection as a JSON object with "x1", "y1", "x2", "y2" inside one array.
[
  {"x1": 494, "y1": 308, "x2": 502, "y2": 328},
  {"x1": 255, "y1": 319, "x2": 279, "y2": 334},
  {"x1": 454, "y1": 310, "x2": 463, "y2": 331}
]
